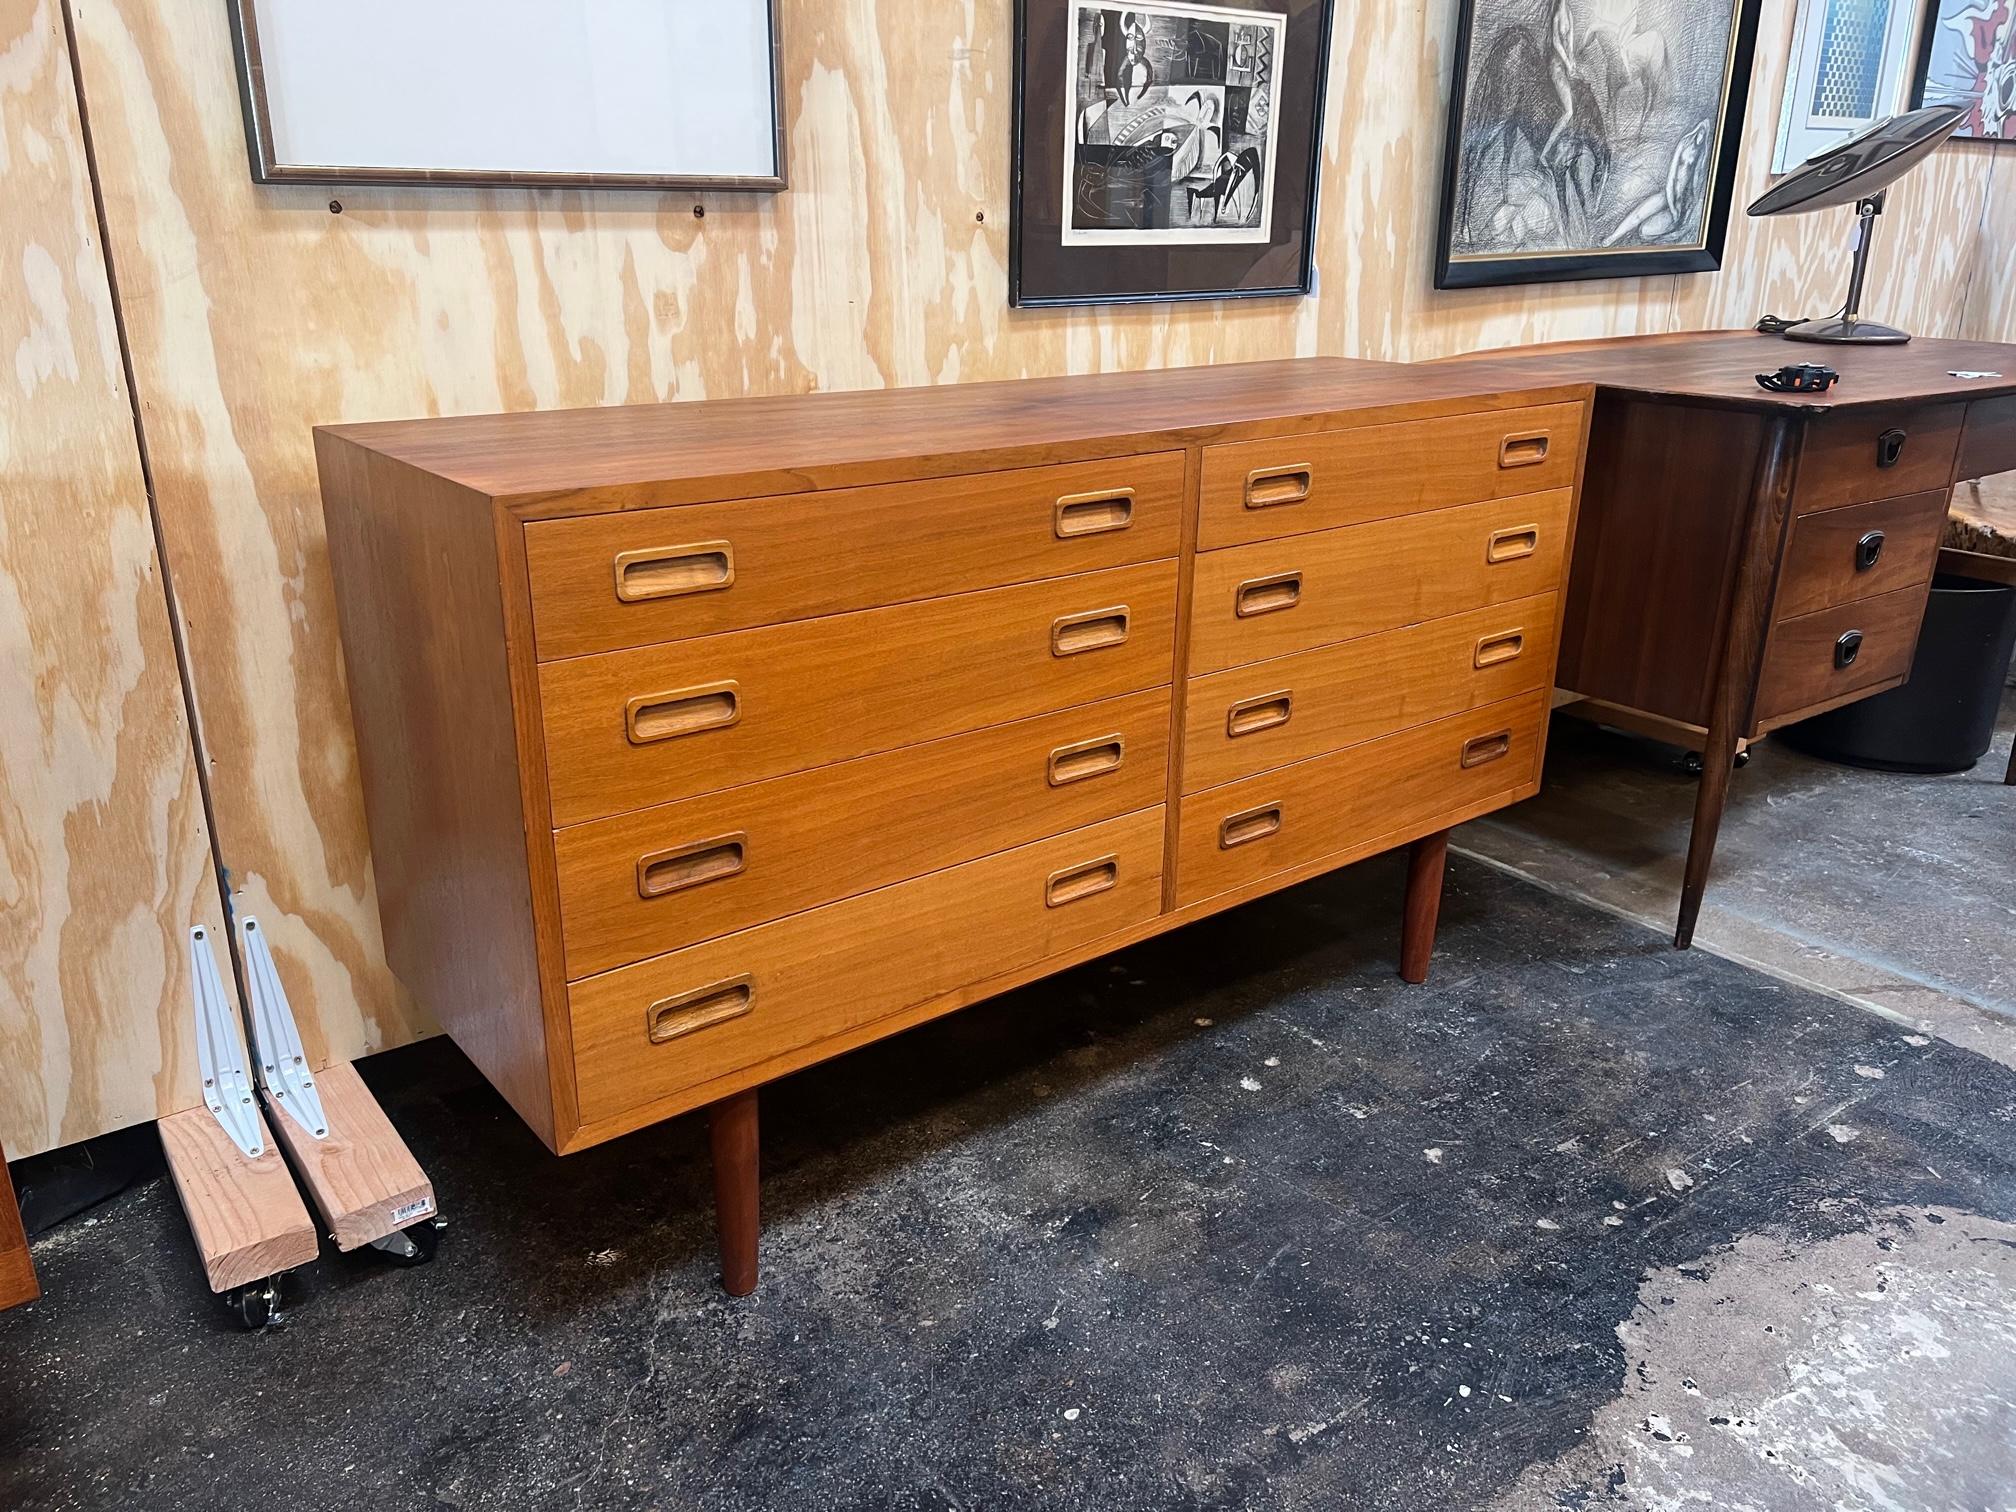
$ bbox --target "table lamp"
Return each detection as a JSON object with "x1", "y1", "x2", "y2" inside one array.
[{"x1": 1746, "y1": 104, "x2": 1967, "y2": 345}]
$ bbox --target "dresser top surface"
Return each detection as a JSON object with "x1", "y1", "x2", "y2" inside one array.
[
  {"x1": 318, "y1": 356, "x2": 1588, "y2": 513},
  {"x1": 1443, "y1": 330, "x2": 2016, "y2": 412}
]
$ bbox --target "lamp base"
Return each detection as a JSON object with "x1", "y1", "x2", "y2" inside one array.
[{"x1": 1781, "y1": 316, "x2": 1911, "y2": 345}]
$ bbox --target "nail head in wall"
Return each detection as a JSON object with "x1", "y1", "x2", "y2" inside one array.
[
  {"x1": 693, "y1": 204, "x2": 705, "y2": 219},
  {"x1": 976, "y1": 210, "x2": 985, "y2": 222},
  {"x1": 329, "y1": 200, "x2": 342, "y2": 214}
]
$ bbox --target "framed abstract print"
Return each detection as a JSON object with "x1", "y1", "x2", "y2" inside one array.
[
  {"x1": 1911, "y1": 0, "x2": 2016, "y2": 141},
  {"x1": 1434, "y1": 0, "x2": 1763, "y2": 289},
  {"x1": 1010, "y1": 0, "x2": 1336, "y2": 306}
]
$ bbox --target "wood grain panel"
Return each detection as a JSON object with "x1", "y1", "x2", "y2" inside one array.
[
  {"x1": 568, "y1": 807, "x2": 1166, "y2": 1125},
  {"x1": 538, "y1": 562, "x2": 1178, "y2": 824},
  {"x1": 553, "y1": 690, "x2": 1170, "y2": 978},
  {"x1": 1756, "y1": 586, "x2": 1928, "y2": 727},
  {"x1": 1775, "y1": 491, "x2": 1947, "y2": 620},
  {"x1": 525, "y1": 453, "x2": 1186, "y2": 659},
  {"x1": 1796, "y1": 404, "x2": 1965, "y2": 513},
  {"x1": 56, "y1": 0, "x2": 2008, "y2": 1116},
  {"x1": 1187, "y1": 492, "x2": 1572, "y2": 674},
  {"x1": 0, "y1": 0, "x2": 227, "y2": 1158},
  {"x1": 1180, "y1": 595, "x2": 1558, "y2": 793}
]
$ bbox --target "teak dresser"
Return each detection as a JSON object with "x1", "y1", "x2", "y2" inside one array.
[{"x1": 318, "y1": 358, "x2": 1588, "y2": 1293}]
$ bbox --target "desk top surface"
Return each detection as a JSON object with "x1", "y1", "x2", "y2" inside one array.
[{"x1": 1443, "y1": 330, "x2": 2016, "y2": 413}]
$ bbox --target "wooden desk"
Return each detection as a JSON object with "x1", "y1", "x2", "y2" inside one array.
[
  {"x1": 319, "y1": 358, "x2": 1587, "y2": 1292},
  {"x1": 1451, "y1": 331, "x2": 2016, "y2": 945},
  {"x1": 2, "y1": 1140, "x2": 36, "y2": 1310}
]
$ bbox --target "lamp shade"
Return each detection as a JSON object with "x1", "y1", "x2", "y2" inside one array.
[{"x1": 1748, "y1": 105, "x2": 1967, "y2": 217}]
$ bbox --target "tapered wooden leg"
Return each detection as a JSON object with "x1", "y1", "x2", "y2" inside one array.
[
  {"x1": 2004, "y1": 734, "x2": 2014, "y2": 786},
  {"x1": 1399, "y1": 829, "x2": 1450, "y2": 985},
  {"x1": 708, "y1": 1089, "x2": 759, "y2": 1297},
  {"x1": 1675, "y1": 731, "x2": 1738, "y2": 950}
]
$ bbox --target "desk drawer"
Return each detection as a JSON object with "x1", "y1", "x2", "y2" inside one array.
[
  {"x1": 1174, "y1": 692, "x2": 1547, "y2": 907},
  {"x1": 1197, "y1": 402, "x2": 1581, "y2": 549},
  {"x1": 1755, "y1": 586, "x2": 1927, "y2": 728},
  {"x1": 1796, "y1": 403, "x2": 1963, "y2": 515},
  {"x1": 539, "y1": 561, "x2": 1178, "y2": 824},
  {"x1": 1187, "y1": 491, "x2": 1571, "y2": 674},
  {"x1": 1775, "y1": 490, "x2": 1945, "y2": 620},
  {"x1": 1181, "y1": 594, "x2": 1557, "y2": 793},
  {"x1": 553, "y1": 690, "x2": 1171, "y2": 977},
  {"x1": 525, "y1": 453, "x2": 1186, "y2": 659},
  {"x1": 567, "y1": 807, "x2": 1166, "y2": 1123}
]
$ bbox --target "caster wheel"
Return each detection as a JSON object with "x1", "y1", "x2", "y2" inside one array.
[
  {"x1": 1681, "y1": 750, "x2": 1704, "y2": 776},
  {"x1": 368, "y1": 1216, "x2": 445, "y2": 1269},
  {"x1": 227, "y1": 1276, "x2": 284, "y2": 1331},
  {"x1": 1733, "y1": 748, "x2": 1752, "y2": 769}
]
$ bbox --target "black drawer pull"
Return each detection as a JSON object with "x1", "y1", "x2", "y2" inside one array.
[
  {"x1": 1855, "y1": 530, "x2": 1885, "y2": 571},
  {"x1": 1835, "y1": 630, "x2": 1863, "y2": 669},
  {"x1": 1876, "y1": 429, "x2": 1906, "y2": 468}
]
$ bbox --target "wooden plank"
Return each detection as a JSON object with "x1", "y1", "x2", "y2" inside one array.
[
  {"x1": 1, "y1": 1139, "x2": 37, "y2": 1310},
  {"x1": 265, "y1": 1063, "x2": 433, "y2": 1252},
  {"x1": 158, "y1": 1105, "x2": 318, "y2": 1293},
  {"x1": 0, "y1": 0, "x2": 227, "y2": 1157}
]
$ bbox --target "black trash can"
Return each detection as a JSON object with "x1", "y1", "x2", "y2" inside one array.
[{"x1": 1781, "y1": 573, "x2": 2016, "y2": 773}]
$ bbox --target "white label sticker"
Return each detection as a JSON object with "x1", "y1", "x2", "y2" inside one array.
[{"x1": 390, "y1": 1198, "x2": 434, "y2": 1224}]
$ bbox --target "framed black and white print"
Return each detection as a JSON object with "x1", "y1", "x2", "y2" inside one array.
[
  {"x1": 1011, "y1": 0, "x2": 1336, "y2": 306},
  {"x1": 1433, "y1": 0, "x2": 1763, "y2": 289}
]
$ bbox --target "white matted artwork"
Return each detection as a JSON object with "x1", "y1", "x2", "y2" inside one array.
[
  {"x1": 1062, "y1": 0, "x2": 1287, "y2": 245},
  {"x1": 230, "y1": 0, "x2": 785, "y2": 189}
]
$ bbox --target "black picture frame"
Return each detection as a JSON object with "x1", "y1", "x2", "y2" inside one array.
[
  {"x1": 1432, "y1": 0, "x2": 1763, "y2": 290},
  {"x1": 1909, "y1": 0, "x2": 2014, "y2": 142},
  {"x1": 1010, "y1": 0, "x2": 1335, "y2": 307}
]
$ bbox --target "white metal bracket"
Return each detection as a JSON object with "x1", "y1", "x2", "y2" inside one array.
[
  {"x1": 190, "y1": 925, "x2": 263, "y2": 1159},
  {"x1": 241, "y1": 917, "x2": 329, "y2": 1141}
]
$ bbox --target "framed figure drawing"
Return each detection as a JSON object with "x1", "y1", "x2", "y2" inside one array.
[
  {"x1": 1434, "y1": 0, "x2": 1762, "y2": 288},
  {"x1": 1911, "y1": 0, "x2": 2016, "y2": 141},
  {"x1": 1011, "y1": 0, "x2": 1336, "y2": 306}
]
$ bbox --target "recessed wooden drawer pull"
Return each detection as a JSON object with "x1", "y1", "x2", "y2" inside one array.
[
  {"x1": 1226, "y1": 689, "x2": 1293, "y2": 737},
  {"x1": 1046, "y1": 854, "x2": 1119, "y2": 907},
  {"x1": 1244, "y1": 463, "x2": 1313, "y2": 509},
  {"x1": 636, "y1": 832, "x2": 748, "y2": 899},
  {"x1": 1234, "y1": 571, "x2": 1302, "y2": 618},
  {"x1": 1485, "y1": 526, "x2": 1540, "y2": 564},
  {"x1": 624, "y1": 680, "x2": 741, "y2": 744},
  {"x1": 1499, "y1": 431, "x2": 1550, "y2": 468},
  {"x1": 1053, "y1": 487, "x2": 1135, "y2": 538},
  {"x1": 645, "y1": 974, "x2": 754, "y2": 1044},
  {"x1": 612, "y1": 542, "x2": 734, "y2": 603},
  {"x1": 1219, "y1": 801, "x2": 1282, "y2": 848},
  {"x1": 1460, "y1": 729, "x2": 1512, "y2": 768},
  {"x1": 1051, "y1": 605, "x2": 1131, "y2": 655},
  {"x1": 1473, "y1": 629, "x2": 1526, "y2": 668},
  {"x1": 1047, "y1": 733, "x2": 1126, "y2": 786}
]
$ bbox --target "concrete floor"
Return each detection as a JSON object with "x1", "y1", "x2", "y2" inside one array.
[{"x1": 5, "y1": 807, "x2": 2016, "y2": 1509}]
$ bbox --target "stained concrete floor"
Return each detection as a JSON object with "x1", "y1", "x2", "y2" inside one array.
[{"x1": 6, "y1": 842, "x2": 2016, "y2": 1510}]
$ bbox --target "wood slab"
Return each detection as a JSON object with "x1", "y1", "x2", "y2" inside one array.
[
  {"x1": 159, "y1": 1106, "x2": 319, "y2": 1293},
  {"x1": 1948, "y1": 477, "x2": 2016, "y2": 560},
  {"x1": 266, "y1": 1062, "x2": 434, "y2": 1252},
  {"x1": 1, "y1": 1139, "x2": 37, "y2": 1310}
]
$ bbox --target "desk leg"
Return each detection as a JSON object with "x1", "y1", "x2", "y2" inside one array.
[
  {"x1": 709, "y1": 1089, "x2": 759, "y2": 1297},
  {"x1": 1400, "y1": 829, "x2": 1450, "y2": 984},
  {"x1": 2005, "y1": 736, "x2": 2014, "y2": 786},
  {"x1": 1675, "y1": 414, "x2": 1799, "y2": 951}
]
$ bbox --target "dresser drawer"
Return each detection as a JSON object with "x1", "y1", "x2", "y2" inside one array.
[
  {"x1": 1755, "y1": 586, "x2": 1927, "y2": 728},
  {"x1": 1795, "y1": 403, "x2": 1963, "y2": 515},
  {"x1": 553, "y1": 690, "x2": 1171, "y2": 977},
  {"x1": 567, "y1": 808, "x2": 1166, "y2": 1123},
  {"x1": 1187, "y1": 490, "x2": 1571, "y2": 674},
  {"x1": 524, "y1": 453, "x2": 1186, "y2": 659},
  {"x1": 1174, "y1": 692, "x2": 1547, "y2": 907},
  {"x1": 1197, "y1": 402, "x2": 1581, "y2": 549},
  {"x1": 539, "y1": 562, "x2": 1178, "y2": 824},
  {"x1": 1181, "y1": 594, "x2": 1557, "y2": 793},
  {"x1": 1774, "y1": 490, "x2": 1945, "y2": 621}
]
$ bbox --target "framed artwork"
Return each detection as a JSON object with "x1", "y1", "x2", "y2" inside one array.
[
  {"x1": 228, "y1": 0, "x2": 786, "y2": 191},
  {"x1": 1433, "y1": 0, "x2": 1763, "y2": 289},
  {"x1": 1772, "y1": 0, "x2": 1920, "y2": 171},
  {"x1": 1010, "y1": 0, "x2": 1336, "y2": 306},
  {"x1": 1910, "y1": 0, "x2": 2016, "y2": 141}
]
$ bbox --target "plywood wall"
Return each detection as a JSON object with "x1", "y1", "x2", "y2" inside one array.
[
  {"x1": 0, "y1": 0, "x2": 226, "y2": 1157},
  {"x1": 41, "y1": 0, "x2": 2013, "y2": 1109}
]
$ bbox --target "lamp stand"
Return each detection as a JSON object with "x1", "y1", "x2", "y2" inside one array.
[{"x1": 1782, "y1": 190, "x2": 1910, "y2": 345}]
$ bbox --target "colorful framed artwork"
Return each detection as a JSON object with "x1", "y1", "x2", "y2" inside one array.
[
  {"x1": 1010, "y1": 0, "x2": 1336, "y2": 306},
  {"x1": 1434, "y1": 0, "x2": 1764, "y2": 288},
  {"x1": 1911, "y1": 0, "x2": 2016, "y2": 140}
]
